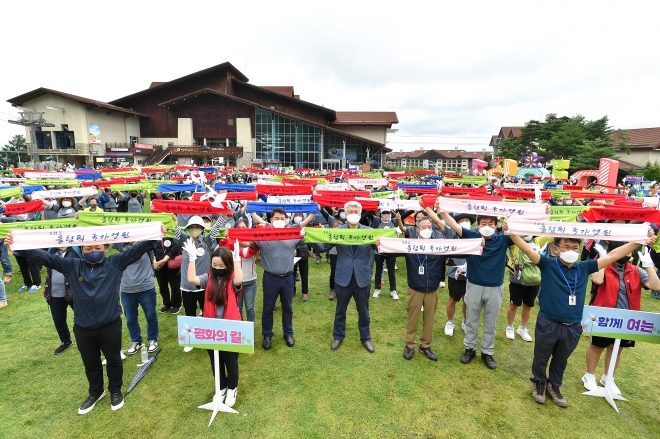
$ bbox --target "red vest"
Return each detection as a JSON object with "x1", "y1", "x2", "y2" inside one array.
[
  {"x1": 202, "y1": 273, "x2": 243, "y2": 320},
  {"x1": 593, "y1": 263, "x2": 641, "y2": 310}
]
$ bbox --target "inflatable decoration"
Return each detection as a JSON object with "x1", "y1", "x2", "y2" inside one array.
[
  {"x1": 516, "y1": 166, "x2": 551, "y2": 179},
  {"x1": 570, "y1": 158, "x2": 619, "y2": 192},
  {"x1": 502, "y1": 159, "x2": 517, "y2": 176},
  {"x1": 551, "y1": 159, "x2": 570, "y2": 180},
  {"x1": 522, "y1": 152, "x2": 544, "y2": 168},
  {"x1": 471, "y1": 159, "x2": 488, "y2": 175}
]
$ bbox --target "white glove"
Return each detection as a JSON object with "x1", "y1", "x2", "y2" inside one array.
[
  {"x1": 182, "y1": 238, "x2": 198, "y2": 261},
  {"x1": 299, "y1": 227, "x2": 306, "y2": 236},
  {"x1": 233, "y1": 240, "x2": 241, "y2": 262},
  {"x1": 638, "y1": 248, "x2": 655, "y2": 268},
  {"x1": 593, "y1": 243, "x2": 607, "y2": 258}
]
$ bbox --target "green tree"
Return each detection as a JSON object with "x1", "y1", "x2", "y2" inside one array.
[
  {"x1": 1, "y1": 135, "x2": 30, "y2": 168},
  {"x1": 640, "y1": 161, "x2": 660, "y2": 183}
]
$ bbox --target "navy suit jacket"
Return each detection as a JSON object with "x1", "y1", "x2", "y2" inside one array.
[{"x1": 334, "y1": 223, "x2": 374, "y2": 288}]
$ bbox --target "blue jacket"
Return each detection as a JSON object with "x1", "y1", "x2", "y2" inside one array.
[
  {"x1": 334, "y1": 223, "x2": 374, "y2": 288},
  {"x1": 44, "y1": 247, "x2": 82, "y2": 302}
]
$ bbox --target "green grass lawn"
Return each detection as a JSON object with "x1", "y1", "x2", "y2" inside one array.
[{"x1": 1, "y1": 254, "x2": 660, "y2": 439}]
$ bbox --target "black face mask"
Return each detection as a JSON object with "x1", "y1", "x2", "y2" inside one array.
[
  {"x1": 616, "y1": 256, "x2": 630, "y2": 265},
  {"x1": 212, "y1": 268, "x2": 228, "y2": 278}
]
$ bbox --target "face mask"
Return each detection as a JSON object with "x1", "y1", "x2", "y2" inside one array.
[
  {"x1": 90, "y1": 202, "x2": 97, "y2": 207},
  {"x1": 61, "y1": 201, "x2": 72, "y2": 207},
  {"x1": 616, "y1": 256, "x2": 631, "y2": 265},
  {"x1": 459, "y1": 221, "x2": 471, "y2": 229},
  {"x1": 339, "y1": 212, "x2": 346, "y2": 220},
  {"x1": 565, "y1": 200, "x2": 573, "y2": 206},
  {"x1": 556, "y1": 201, "x2": 563, "y2": 206},
  {"x1": 497, "y1": 222, "x2": 503, "y2": 229},
  {"x1": 381, "y1": 214, "x2": 391, "y2": 223},
  {"x1": 559, "y1": 250, "x2": 580, "y2": 264},
  {"x1": 84, "y1": 251, "x2": 105, "y2": 264},
  {"x1": 212, "y1": 268, "x2": 228, "y2": 278},
  {"x1": 189, "y1": 228, "x2": 203, "y2": 238},
  {"x1": 293, "y1": 216, "x2": 302, "y2": 224},
  {"x1": 347, "y1": 214, "x2": 360, "y2": 225},
  {"x1": 272, "y1": 220, "x2": 286, "y2": 229},
  {"x1": 522, "y1": 235, "x2": 533, "y2": 242},
  {"x1": 419, "y1": 229, "x2": 433, "y2": 239},
  {"x1": 16, "y1": 214, "x2": 28, "y2": 221},
  {"x1": 203, "y1": 222, "x2": 212, "y2": 229},
  {"x1": 479, "y1": 226, "x2": 495, "y2": 237}
]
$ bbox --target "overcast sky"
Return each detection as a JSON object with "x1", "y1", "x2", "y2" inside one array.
[{"x1": 1, "y1": 0, "x2": 659, "y2": 153}]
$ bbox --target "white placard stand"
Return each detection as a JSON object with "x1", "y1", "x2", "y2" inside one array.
[
  {"x1": 198, "y1": 350, "x2": 238, "y2": 426},
  {"x1": 581, "y1": 338, "x2": 628, "y2": 412}
]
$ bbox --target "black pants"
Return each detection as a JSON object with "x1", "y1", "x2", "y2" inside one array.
[
  {"x1": 182, "y1": 289, "x2": 204, "y2": 316},
  {"x1": 50, "y1": 296, "x2": 74, "y2": 344},
  {"x1": 531, "y1": 315, "x2": 582, "y2": 387},
  {"x1": 262, "y1": 272, "x2": 294, "y2": 338},
  {"x1": 15, "y1": 255, "x2": 41, "y2": 286},
  {"x1": 329, "y1": 254, "x2": 337, "y2": 289},
  {"x1": 293, "y1": 258, "x2": 309, "y2": 295},
  {"x1": 334, "y1": 275, "x2": 371, "y2": 341},
  {"x1": 155, "y1": 266, "x2": 181, "y2": 308},
  {"x1": 73, "y1": 317, "x2": 123, "y2": 396},
  {"x1": 374, "y1": 254, "x2": 396, "y2": 291},
  {"x1": 207, "y1": 350, "x2": 239, "y2": 390}
]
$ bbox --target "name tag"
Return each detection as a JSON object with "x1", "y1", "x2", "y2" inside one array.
[
  {"x1": 418, "y1": 266, "x2": 424, "y2": 275},
  {"x1": 569, "y1": 294, "x2": 576, "y2": 306}
]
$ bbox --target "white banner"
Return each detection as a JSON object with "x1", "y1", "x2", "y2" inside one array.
[
  {"x1": 642, "y1": 197, "x2": 660, "y2": 209},
  {"x1": 377, "y1": 237, "x2": 483, "y2": 255},
  {"x1": 439, "y1": 197, "x2": 550, "y2": 220},
  {"x1": 506, "y1": 219, "x2": 649, "y2": 244},
  {"x1": 315, "y1": 183, "x2": 349, "y2": 191},
  {"x1": 376, "y1": 199, "x2": 423, "y2": 212},
  {"x1": 0, "y1": 178, "x2": 26, "y2": 182},
  {"x1": 30, "y1": 187, "x2": 98, "y2": 200},
  {"x1": 267, "y1": 195, "x2": 313, "y2": 203},
  {"x1": 347, "y1": 178, "x2": 388, "y2": 189},
  {"x1": 503, "y1": 183, "x2": 545, "y2": 190},
  {"x1": 24, "y1": 171, "x2": 77, "y2": 179},
  {"x1": 9, "y1": 222, "x2": 164, "y2": 251}
]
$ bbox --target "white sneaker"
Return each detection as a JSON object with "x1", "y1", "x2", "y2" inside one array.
[
  {"x1": 214, "y1": 388, "x2": 227, "y2": 404},
  {"x1": 103, "y1": 352, "x2": 127, "y2": 366},
  {"x1": 445, "y1": 320, "x2": 454, "y2": 336},
  {"x1": 505, "y1": 325, "x2": 515, "y2": 340},
  {"x1": 225, "y1": 388, "x2": 237, "y2": 407},
  {"x1": 461, "y1": 320, "x2": 467, "y2": 332},
  {"x1": 600, "y1": 375, "x2": 621, "y2": 395},
  {"x1": 390, "y1": 290, "x2": 399, "y2": 300},
  {"x1": 373, "y1": 289, "x2": 381, "y2": 298},
  {"x1": 516, "y1": 326, "x2": 532, "y2": 342},
  {"x1": 148, "y1": 339, "x2": 158, "y2": 353},
  {"x1": 395, "y1": 264, "x2": 398, "y2": 270},
  {"x1": 183, "y1": 346, "x2": 194, "y2": 353},
  {"x1": 582, "y1": 373, "x2": 599, "y2": 391},
  {"x1": 383, "y1": 268, "x2": 388, "y2": 272},
  {"x1": 440, "y1": 281, "x2": 446, "y2": 288}
]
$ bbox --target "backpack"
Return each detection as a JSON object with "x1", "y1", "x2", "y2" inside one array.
[
  {"x1": 127, "y1": 196, "x2": 142, "y2": 213},
  {"x1": 507, "y1": 246, "x2": 541, "y2": 285}
]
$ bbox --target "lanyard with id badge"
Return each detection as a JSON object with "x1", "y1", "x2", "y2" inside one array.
[
  {"x1": 416, "y1": 254, "x2": 427, "y2": 276},
  {"x1": 556, "y1": 258, "x2": 578, "y2": 305}
]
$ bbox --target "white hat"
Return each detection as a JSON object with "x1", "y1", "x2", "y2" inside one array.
[{"x1": 185, "y1": 216, "x2": 205, "y2": 229}]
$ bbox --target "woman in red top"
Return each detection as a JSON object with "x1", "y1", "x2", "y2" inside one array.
[{"x1": 185, "y1": 241, "x2": 243, "y2": 407}]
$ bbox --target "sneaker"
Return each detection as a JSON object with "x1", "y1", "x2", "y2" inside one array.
[
  {"x1": 302, "y1": 293, "x2": 308, "y2": 302},
  {"x1": 373, "y1": 289, "x2": 381, "y2": 298},
  {"x1": 171, "y1": 306, "x2": 181, "y2": 315},
  {"x1": 383, "y1": 267, "x2": 388, "y2": 272},
  {"x1": 444, "y1": 320, "x2": 454, "y2": 336},
  {"x1": 147, "y1": 340, "x2": 158, "y2": 353},
  {"x1": 403, "y1": 346, "x2": 414, "y2": 360},
  {"x1": 225, "y1": 388, "x2": 237, "y2": 408},
  {"x1": 546, "y1": 383, "x2": 568, "y2": 407},
  {"x1": 295, "y1": 273, "x2": 301, "y2": 281},
  {"x1": 315, "y1": 255, "x2": 322, "y2": 265},
  {"x1": 505, "y1": 325, "x2": 515, "y2": 340},
  {"x1": 328, "y1": 289, "x2": 336, "y2": 300},
  {"x1": 78, "y1": 392, "x2": 105, "y2": 415},
  {"x1": 159, "y1": 305, "x2": 171, "y2": 313},
  {"x1": 582, "y1": 373, "x2": 599, "y2": 391},
  {"x1": 460, "y1": 348, "x2": 476, "y2": 364},
  {"x1": 517, "y1": 326, "x2": 533, "y2": 342},
  {"x1": 390, "y1": 290, "x2": 399, "y2": 300},
  {"x1": 461, "y1": 320, "x2": 467, "y2": 332},
  {"x1": 3, "y1": 274, "x2": 11, "y2": 283},
  {"x1": 600, "y1": 375, "x2": 621, "y2": 395},
  {"x1": 214, "y1": 388, "x2": 227, "y2": 404},
  {"x1": 183, "y1": 346, "x2": 194, "y2": 353},
  {"x1": 18, "y1": 285, "x2": 28, "y2": 292},
  {"x1": 127, "y1": 341, "x2": 142, "y2": 356},
  {"x1": 532, "y1": 382, "x2": 546, "y2": 404},
  {"x1": 481, "y1": 353, "x2": 497, "y2": 369},
  {"x1": 28, "y1": 285, "x2": 41, "y2": 293},
  {"x1": 440, "y1": 281, "x2": 446, "y2": 288},
  {"x1": 102, "y1": 352, "x2": 126, "y2": 366},
  {"x1": 395, "y1": 264, "x2": 398, "y2": 270},
  {"x1": 110, "y1": 391, "x2": 124, "y2": 411},
  {"x1": 54, "y1": 340, "x2": 73, "y2": 355},
  {"x1": 418, "y1": 346, "x2": 438, "y2": 361},
  {"x1": 0, "y1": 300, "x2": 7, "y2": 308}
]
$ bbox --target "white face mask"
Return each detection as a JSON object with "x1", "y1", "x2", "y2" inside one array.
[
  {"x1": 272, "y1": 220, "x2": 286, "y2": 229},
  {"x1": 346, "y1": 214, "x2": 360, "y2": 225},
  {"x1": 293, "y1": 216, "x2": 302, "y2": 224},
  {"x1": 339, "y1": 212, "x2": 346, "y2": 220},
  {"x1": 559, "y1": 250, "x2": 580, "y2": 264},
  {"x1": 479, "y1": 226, "x2": 495, "y2": 237},
  {"x1": 459, "y1": 221, "x2": 471, "y2": 229},
  {"x1": 497, "y1": 222, "x2": 502, "y2": 229},
  {"x1": 61, "y1": 201, "x2": 72, "y2": 207},
  {"x1": 522, "y1": 235, "x2": 533, "y2": 242},
  {"x1": 565, "y1": 200, "x2": 573, "y2": 206},
  {"x1": 556, "y1": 201, "x2": 563, "y2": 206},
  {"x1": 380, "y1": 214, "x2": 391, "y2": 223},
  {"x1": 16, "y1": 214, "x2": 28, "y2": 221},
  {"x1": 419, "y1": 229, "x2": 433, "y2": 239}
]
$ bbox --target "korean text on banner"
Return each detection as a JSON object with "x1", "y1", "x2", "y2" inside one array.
[
  {"x1": 582, "y1": 306, "x2": 660, "y2": 344},
  {"x1": 24, "y1": 171, "x2": 76, "y2": 179},
  {"x1": 377, "y1": 238, "x2": 483, "y2": 255},
  {"x1": 228, "y1": 227, "x2": 303, "y2": 242},
  {"x1": 177, "y1": 316, "x2": 254, "y2": 354},
  {"x1": 29, "y1": 179, "x2": 81, "y2": 187},
  {"x1": 266, "y1": 195, "x2": 313, "y2": 204},
  {"x1": 439, "y1": 197, "x2": 550, "y2": 220},
  {"x1": 0, "y1": 187, "x2": 23, "y2": 199},
  {"x1": 0, "y1": 218, "x2": 77, "y2": 239},
  {"x1": 9, "y1": 222, "x2": 164, "y2": 251},
  {"x1": 110, "y1": 183, "x2": 150, "y2": 192},
  {"x1": 30, "y1": 187, "x2": 98, "y2": 200},
  {"x1": 303, "y1": 227, "x2": 396, "y2": 245},
  {"x1": 347, "y1": 178, "x2": 388, "y2": 189},
  {"x1": 506, "y1": 219, "x2": 649, "y2": 244},
  {"x1": 78, "y1": 212, "x2": 177, "y2": 237}
]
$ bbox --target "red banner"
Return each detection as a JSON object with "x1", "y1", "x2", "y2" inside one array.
[
  {"x1": 313, "y1": 193, "x2": 371, "y2": 208},
  {"x1": 385, "y1": 172, "x2": 410, "y2": 178},
  {"x1": 101, "y1": 167, "x2": 133, "y2": 173},
  {"x1": 256, "y1": 184, "x2": 314, "y2": 196},
  {"x1": 74, "y1": 169, "x2": 98, "y2": 174},
  {"x1": 412, "y1": 170, "x2": 436, "y2": 175},
  {"x1": 141, "y1": 167, "x2": 170, "y2": 174},
  {"x1": 613, "y1": 199, "x2": 644, "y2": 208},
  {"x1": 561, "y1": 185, "x2": 583, "y2": 191},
  {"x1": 4, "y1": 200, "x2": 44, "y2": 215},
  {"x1": 228, "y1": 227, "x2": 303, "y2": 242},
  {"x1": 314, "y1": 190, "x2": 371, "y2": 199},
  {"x1": 353, "y1": 199, "x2": 380, "y2": 211},
  {"x1": 280, "y1": 178, "x2": 318, "y2": 186},
  {"x1": 400, "y1": 187, "x2": 439, "y2": 195},
  {"x1": 11, "y1": 168, "x2": 33, "y2": 174},
  {"x1": 496, "y1": 189, "x2": 537, "y2": 199},
  {"x1": 581, "y1": 206, "x2": 660, "y2": 223},
  {"x1": 440, "y1": 186, "x2": 487, "y2": 196},
  {"x1": 295, "y1": 168, "x2": 312, "y2": 173},
  {"x1": 223, "y1": 191, "x2": 258, "y2": 201},
  {"x1": 420, "y1": 195, "x2": 438, "y2": 208},
  {"x1": 529, "y1": 176, "x2": 553, "y2": 181},
  {"x1": 174, "y1": 165, "x2": 199, "y2": 171},
  {"x1": 570, "y1": 191, "x2": 626, "y2": 200},
  {"x1": 444, "y1": 195, "x2": 503, "y2": 202},
  {"x1": 82, "y1": 180, "x2": 123, "y2": 188},
  {"x1": 151, "y1": 200, "x2": 232, "y2": 215},
  {"x1": 217, "y1": 170, "x2": 233, "y2": 175}
]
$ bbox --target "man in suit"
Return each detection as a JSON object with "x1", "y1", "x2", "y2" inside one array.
[{"x1": 331, "y1": 201, "x2": 375, "y2": 353}]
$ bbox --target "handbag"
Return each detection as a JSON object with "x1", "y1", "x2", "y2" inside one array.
[{"x1": 167, "y1": 254, "x2": 182, "y2": 269}]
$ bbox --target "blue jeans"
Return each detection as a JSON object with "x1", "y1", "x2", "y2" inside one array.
[
  {"x1": 0, "y1": 280, "x2": 6, "y2": 302},
  {"x1": 0, "y1": 239, "x2": 12, "y2": 275},
  {"x1": 238, "y1": 281, "x2": 257, "y2": 322},
  {"x1": 121, "y1": 288, "x2": 159, "y2": 343}
]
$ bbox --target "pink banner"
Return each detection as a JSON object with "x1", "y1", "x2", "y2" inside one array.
[
  {"x1": 377, "y1": 237, "x2": 483, "y2": 255},
  {"x1": 438, "y1": 197, "x2": 550, "y2": 220},
  {"x1": 506, "y1": 219, "x2": 649, "y2": 244}
]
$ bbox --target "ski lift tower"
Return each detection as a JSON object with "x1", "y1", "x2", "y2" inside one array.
[{"x1": 7, "y1": 107, "x2": 55, "y2": 163}]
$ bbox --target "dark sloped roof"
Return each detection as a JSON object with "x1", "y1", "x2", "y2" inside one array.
[
  {"x1": 149, "y1": 82, "x2": 167, "y2": 89},
  {"x1": 615, "y1": 127, "x2": 660, "y2": 149},
  {"x1": 331, "y1": 111, "x2": 399, "y2": 126},
  {"x1": 6, "y1": 87, "x2": 147, "y2": 117},
  {"x1": 259, "y1": 86, "x2": 294, "y2": 98},
  {"x1": 386, "y1": 149, "x2": 487, "y2": 160},
  {"x1": 232, "y1": 80, "x2": 336, "y2": 118}
]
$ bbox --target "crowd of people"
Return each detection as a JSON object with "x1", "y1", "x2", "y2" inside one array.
[{"x1": 1, "y1": 165, "x2": 659, "y2": 414}]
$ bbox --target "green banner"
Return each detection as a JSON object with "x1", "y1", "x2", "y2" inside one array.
[
  {"x1": 549, "y1": 214, "x2": 579, "y2": 222},
  {"x1": 110, "y1": 183, "x2": 150, "y2": 192},
  {"x1": 370, "y1": 190, "x2": 406, "y2": 199},
  {"x1": 145, "y1": 180, "x2": 175, "y2": 189},
  {"x1": 360, "y1": 173, "x2": 383, "y2": 179},
  {"x1": 0, "y1": 218, "x2": 77, "y2": 239},
  {"x1": 550, "y1": 206, "x2": 590, "y2": 216},
  {"x1": 443, "y1": 177, "x2": 487, "y2": 184},
  {"x1": 29, "y1": 179, "x2": 80, "y2": 187},
  {"x1": 303, "y1": 227, "x2": 396, "y2": 245},
  {"x1": 0, "y1": 187, "x2": 23, "y2": 199},
  {"x1": 102, "y1": 171, "x2": 140, "y2": 178},
  {"x1": 78, "y1": 212, "x2": 177, "y2": 237}
]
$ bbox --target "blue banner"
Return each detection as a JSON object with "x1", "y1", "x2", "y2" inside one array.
[
  {"x1": 426, "y1": 175, "x2": 443, "y2": 181},
  {"x1": 21, "y1": 186, "x2": 45, "y2": 195},
  {"x1": 157, "y1": 184, "x2": 204, "y2": 193},
  {"x1": 177, "y1": 316, "x2": 254, "y2": 354},
  {"x1": 582, "y1": 306, "x2": 660, "y2": 344},
  {"x1": 75, "y1": 173, "x2": 102, "y2": 180},
  {"x1": 397, "y1": 184, "x2": 439, "y2": 189},
  {"x1": 215, "y1": 184, "x2": 255, "y2": 192},
  {"x1": 246, "y1": 202, "x2": 320, "y2": 214},
  {"x1": 198, "y1": 167, "x2": 218, "y2": 173}
]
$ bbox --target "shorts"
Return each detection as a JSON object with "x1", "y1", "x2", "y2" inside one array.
[
  {"x1": 448, "y1": 277, "x2": 467, "y2": 302},
  {"x1": 509, "y1": 282, "x2": 540, "y2": 308},
  {"x1": 590, "y1": 336, "x2": 635, "y2": 349}
]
